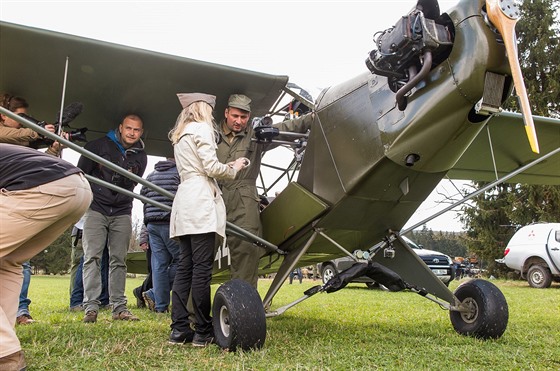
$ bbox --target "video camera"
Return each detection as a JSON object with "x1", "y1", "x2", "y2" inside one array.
[
  {"x1": 18, "y1": 113, "x2": 88, "y2": 145},
  {"x1": 17, "y1": 101, "x2": 88, "y2": 146},
  {"x1": 252, "y1": 116, "x2": 279, "y2": 143}
]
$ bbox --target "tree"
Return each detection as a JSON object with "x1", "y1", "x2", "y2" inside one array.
[
  {"x1": 30, "y1": 227, "x2": 73, "y2": 275},
  {"x1": 461, "y1": 1, "x2": 560, "y2": 277},
  {"x1": 503, "y1": 0, "x2": 560, "y2": 117}
]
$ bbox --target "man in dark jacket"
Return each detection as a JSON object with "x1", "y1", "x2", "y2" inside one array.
[
  {"x1": 138, "y1": 158, "x2": 180, "y2": 313},
  {"x1": 78, "y1": 114, "x2": 147, "y2": 323}
]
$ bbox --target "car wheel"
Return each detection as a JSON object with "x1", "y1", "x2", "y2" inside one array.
[
  {"x1": 212, "y1": 279, "x2": 266, "y2": 351},
  {"x1": 449, "y1": 279, "x2": 508, "y2": 339},
  {"x1": 321, "y1": 264, "x2": 337, "y2": 284},
  {"x1": 527, "y1": 265, "x2": 552, "y2": 288}
]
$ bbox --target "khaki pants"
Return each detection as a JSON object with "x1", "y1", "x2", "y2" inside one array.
[{"x1": 0, "y1": 174, "x2": 92, "y2": 358}]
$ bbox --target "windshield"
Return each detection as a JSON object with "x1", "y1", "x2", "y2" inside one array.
[{"x1": 402, "y1": 236, "x2": 422, "y2": 249}]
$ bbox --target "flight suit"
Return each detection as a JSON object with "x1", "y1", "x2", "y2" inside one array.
[{"x1": 216, "y1": 113, "x2": 313, "y2": 287}]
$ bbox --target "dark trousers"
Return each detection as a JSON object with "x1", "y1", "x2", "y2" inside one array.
[
  {"x1": 171, "y1": 233, "x2": 214, "y2": 335},
  {"x1": 137, "y1": 248, "x2": 153, "y2": 294}
]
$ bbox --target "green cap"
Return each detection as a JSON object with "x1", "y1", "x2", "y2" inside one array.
[{"x1": 227, "y1": 94, "x2": 251, "y2": 112}]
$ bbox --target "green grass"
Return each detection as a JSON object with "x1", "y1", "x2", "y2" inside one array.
[{"x1": 16, "y1": 276, "x2": 560, "y2": 370}]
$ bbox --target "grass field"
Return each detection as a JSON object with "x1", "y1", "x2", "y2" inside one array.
[{"x1": 15, "y1": 276, "x2": 560, "y2": 370}]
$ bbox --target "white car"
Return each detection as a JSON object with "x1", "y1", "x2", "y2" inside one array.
[{"x1": 501, "y1": 223, "x2": 560, "y2": 288}]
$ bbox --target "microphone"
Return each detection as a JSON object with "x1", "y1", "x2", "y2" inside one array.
[{"x1": 56, "y1": 102, "x2": 84, "y2": 126}]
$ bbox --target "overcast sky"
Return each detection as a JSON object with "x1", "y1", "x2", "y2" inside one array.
[{"x1": 1, "y1": 0, "x2": 467, "y2": 231}]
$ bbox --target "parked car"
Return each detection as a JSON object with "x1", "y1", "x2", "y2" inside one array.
[
  {"x1": 318, "y1": 236, "x2": 455, "y2": 288},
  {"x1": 500, "y1": 223, "x2": 560, "y2": 288}
]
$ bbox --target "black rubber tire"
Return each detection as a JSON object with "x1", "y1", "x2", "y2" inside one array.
[
  {"x1": 527, "y1": 265, "x2": 552, "y2": 289},
  {"x1": 449, "y1": 279, "x2": 509, "y2": 339},
  {"x1": 212, "y1": 279, "x2": 266, "y2": 351},
  {"x1": 321, "y1": 264, "x2": 337, "y2": 284}
]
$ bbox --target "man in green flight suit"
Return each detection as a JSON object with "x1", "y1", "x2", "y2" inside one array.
[{"x1": 216, "y1": 94, "x2": 313, "y2": 288}]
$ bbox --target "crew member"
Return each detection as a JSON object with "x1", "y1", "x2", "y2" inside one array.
[
  {"x1": 216, "y1": 94, "x2": 313, "y2": 288},
  {"x1": 0, "y1": 143, "x2": 92, "y2": 370}
]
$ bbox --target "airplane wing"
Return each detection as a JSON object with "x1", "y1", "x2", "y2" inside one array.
[
  {"x1": 0, "y1": 21, "x2": 288, "y2": 158},
  {"x1": 447, "y1": 112, "x2": 560, "y2": 185}
]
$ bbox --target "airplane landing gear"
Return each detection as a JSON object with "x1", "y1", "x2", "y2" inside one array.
[
  {"x1": 212, "y1": 279, "x2": 266, "y2": 351},
  {"x1": 449, "y1": 279, "x2": 509, "y2": 339}
]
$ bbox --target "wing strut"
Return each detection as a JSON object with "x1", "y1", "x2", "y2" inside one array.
[{"x1": 402, "y1": 146, "x2": 560, "y2": 234}]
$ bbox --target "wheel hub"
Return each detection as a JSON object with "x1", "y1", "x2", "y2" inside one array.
[
  {"x1": 531, "y1": 271, "x2": 544, "y2": 284},
  {"x1": 459, "y1": 297, "x2": 479, "y2": 323},
  {"x1": 219, "y1": 305, "x2": 230, "y2": 337}
]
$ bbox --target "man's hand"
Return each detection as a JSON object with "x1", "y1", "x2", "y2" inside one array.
[{"x1": 140, "y1": 242, "x2": 149, "y2": 252}]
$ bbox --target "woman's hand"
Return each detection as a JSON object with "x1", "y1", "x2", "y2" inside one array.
[{"x1": 230, "y1": 157, "x2": 250, "y2": 171}]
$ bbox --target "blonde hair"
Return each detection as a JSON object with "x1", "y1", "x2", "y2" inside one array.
[{"x1": 169, "y1": 101, "x2": 215, "y2": 145}]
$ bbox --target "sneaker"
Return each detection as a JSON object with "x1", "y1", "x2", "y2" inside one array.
[
  {"x1": 69, "y1": 305, "x2": 83, "y2": 312},
  {"x1": 155, "y1": 307, "x2": 169, "y2": 313},
  {"x1": 16, "y1": 314, "x2": 35, "y2": 325},
  {"x1": 133, "y1": 287, "x2": 145, "y2": 309},
  {"x1": 112, "y1": 310, "x2": 139, "y2": 321},
  {"x1": 168, "y1": 328, "x2": 194, "y2": 345},
  {"x1": 192, "y1": 332, "x2": 214, "y2": 347},
  {"x1": 142, "y1": 292, "x2": 156, "y2": 312},
  {"x1": 83, "y1": 310, "x2": 98, "y2": 323},
  {"x1": 0, "y1": 350, "x2": 26, "y2": 371}
]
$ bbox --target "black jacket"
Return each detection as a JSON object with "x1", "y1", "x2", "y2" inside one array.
[
  {"x1": 0, "y1": 143, "x2": 82, "y2": 190},
  {"x1": 140, "y1": 160, "x2": 179, "y2": 224},
  {"x1": 78, "y1": 130, "x2": 147, "y2": 216}
]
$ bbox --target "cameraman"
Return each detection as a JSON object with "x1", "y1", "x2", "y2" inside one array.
[{"x1": 0, "y1": 94, "x2": 65, "y2": 156}]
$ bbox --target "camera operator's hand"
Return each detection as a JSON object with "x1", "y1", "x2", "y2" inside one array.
[
  {"x1": 229, "y1": 157, "x2": 250, "y2": 171},
  {"x1": 46, "y1": 141, "x2": 63, "y2": 157},
  {"x1": 43, "y1": 123, "x2": 57, "y2": 133}
]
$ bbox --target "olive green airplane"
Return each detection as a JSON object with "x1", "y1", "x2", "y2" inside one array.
[{"x1": 1, "y1": 0, "x2": 559, "y2": 352}]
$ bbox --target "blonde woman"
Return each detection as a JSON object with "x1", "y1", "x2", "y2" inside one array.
[{"x1": 168, "y1": 93, "x2": 249, "y2": 347}]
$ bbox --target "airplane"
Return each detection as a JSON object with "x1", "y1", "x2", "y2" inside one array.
[{"x1": 1, "y1": 0, "x2": 559, "y2": 352}]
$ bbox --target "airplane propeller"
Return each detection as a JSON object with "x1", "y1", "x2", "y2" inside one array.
[{"x1": 486, "y1": 0, "x2": 540, "y2": 153}]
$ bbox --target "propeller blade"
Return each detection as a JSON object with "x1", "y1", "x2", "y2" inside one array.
[{"x1": 486, "y1": 0, "x2": 540, "y2": 153}]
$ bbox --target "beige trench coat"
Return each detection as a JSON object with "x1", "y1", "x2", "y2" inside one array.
[{"x1": 170, "y1": 121, "x2": 237, "y2": 239}]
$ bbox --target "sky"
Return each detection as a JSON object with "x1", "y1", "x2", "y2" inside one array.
[{"x1": 1, "y1": 0, "x2": 467, "y2": 231}]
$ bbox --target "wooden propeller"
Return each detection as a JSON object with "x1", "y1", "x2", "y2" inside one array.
[{"x1": 486, "y1": 0, "x2": 540, "y2": 153}]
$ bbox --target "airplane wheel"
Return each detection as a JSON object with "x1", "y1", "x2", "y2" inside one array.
[
  {"x1": 527, "y1": 265, "x2": 552, "y2": 288},
  {"x1": 449, "y1": 279, "x2": 508, "y2": 339},
  {"x1": 212, "y1": 279, "x2": 266, "y2": 351},
  {"x1": 321, "y1": 264, "x2": 336, "y2": 284}
]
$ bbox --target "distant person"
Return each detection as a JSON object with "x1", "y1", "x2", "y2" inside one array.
[
  {"x1": 132, "y1": 225, "x2": 152, "y2": 309},
  {"x1": 139, "y1": 158, "x2": 180, "y2": 313},
  {"x1": 168, "y1": 93, "x2": 249, "y2": 347},
  {"x1": 15, "y1": 263, "x2": 34, "y2": 325},
  {"x1": 78, "y1": 114, "x2": 147, "y2": 323},
  {"x1": 69, "y1": 226, "x2": 110, "y2": 311},
  {"x1": 289, "y1": 267, "x2": 303, "y2": 284},
  {"x1": 0, "y1": 143, "x2": 92, "y2": 371},
  {"x1": 216, "y1": 94, "x2": 313, "y2": 288}
]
